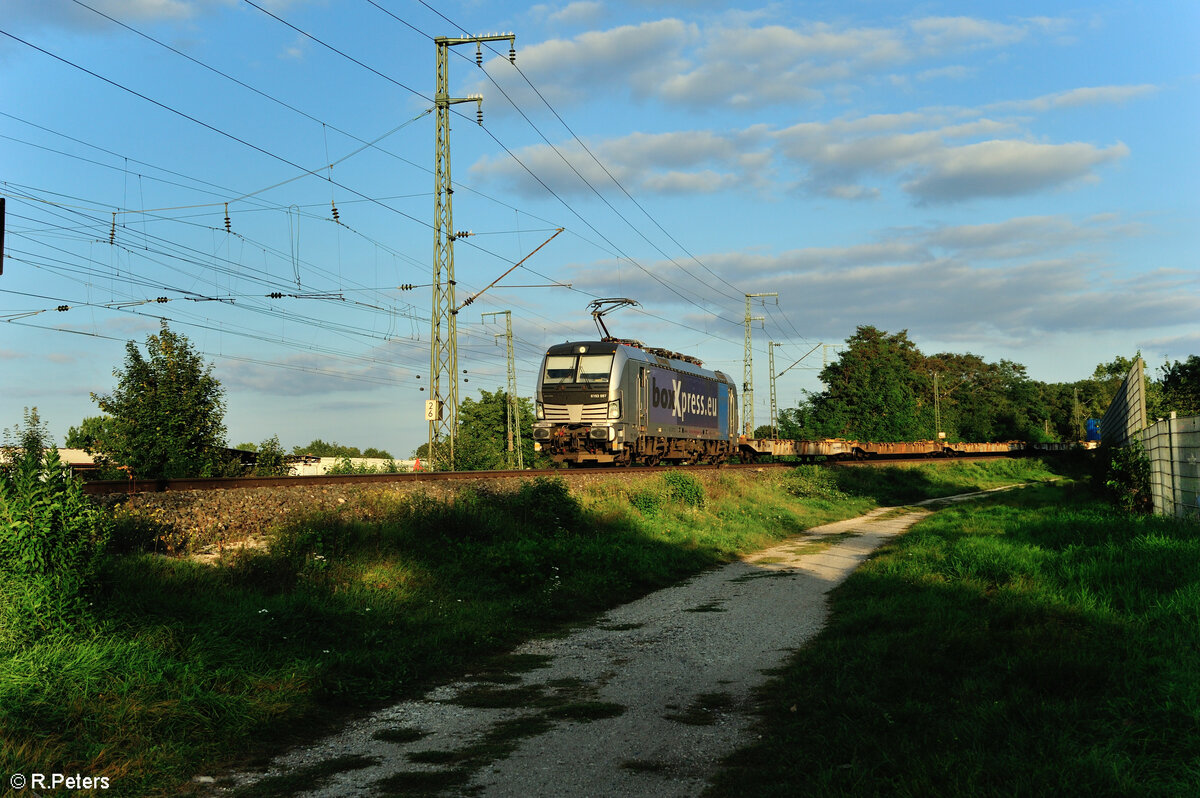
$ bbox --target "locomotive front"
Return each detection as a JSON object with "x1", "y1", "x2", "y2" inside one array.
[
  {"x1": 532, "y1": 341, "x2": 633, "y2": 465},
  {"x1": 532, "y1": 341, "x2": 739, "y2": 466}
]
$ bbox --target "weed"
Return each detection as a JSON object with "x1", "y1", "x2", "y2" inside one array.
[
  {"x1": 231, "y1": 754, "x2": 378, "y2": 798},
  {"x1": 781, "y1": 465, "x2": 848, "y2": 500},
  {"x1": 685, "y1": 600, "x2": 726, "y2": 613},
  {"x1": 664, "y1": 692, "x2": 736, "y2": 726},
  {"x1": 542, "y1": 700, "x2": 626, "y2": 721},
  {"x1": 661, "y1": 471, "x2": 706, "y2": 508},
  {"x1": 372, "y1": 727, "x2": 427, "y2": 744},
  {"x1": 373, "y1": 768, "x2": 471, "y2": 796}
]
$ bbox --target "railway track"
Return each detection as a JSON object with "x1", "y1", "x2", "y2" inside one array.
[{"x1": 80, "y1": 452, "x2": 1021, "y2": 495}]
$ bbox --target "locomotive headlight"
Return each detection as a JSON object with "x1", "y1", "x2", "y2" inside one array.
[
  {"x1": 536, "y1": 401, "x2": 545, "y2": 420},
  {"x1": 607, "y1": 399, "x2": 621, "y2": 419}
]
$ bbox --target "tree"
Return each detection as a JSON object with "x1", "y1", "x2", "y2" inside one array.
[
  {"x1": 92, "y1": 321, "x2": 229, "y2": 479},
  {"x1": 451, "y1": 388, "x2": 543, "y2": 471},
  {"x1": 65, "y1": 415, "x2": 115, "y2": 452},
  {"x1": 807, "y1": 326, "x2": 929, "y2": 441},
  {"x1": 290, "y1": 439, "x2": 392, "y2": 459},
  {"x1": 1160, "y1": 355, "x2": 1200, "y2": 416},
  {"x1": 252, "y1": 435, "x2": 292, "y2": 476}
]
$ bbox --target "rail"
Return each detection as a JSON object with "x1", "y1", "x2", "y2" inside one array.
[{"x1": 78, "y1": 452, "x2": 1029, "y2": 496}]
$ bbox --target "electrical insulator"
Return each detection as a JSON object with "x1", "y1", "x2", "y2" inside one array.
[
  {"x1": 56, "y1": 305, "x2": 69, "y2": 312},
  {"x1": 109, "y1": 213, "x2": 116, "y2": 245},
  {"x1": 475, "y1": 43, "x2": 482, "y2": 67},
  {"x1": 454, "y1": 230, "x2": 471, "y2": 239},
  {"x1": 398, "y1": 283, "x2": 415, "y2": 291},
  {"x1": 224, "y1": 202, "x2": 231, "y2": 233},
  {"x1": 156, "y1": 297, "x2": 169, "y2": 303},
  {"x1": 476, "y1": 107, "x2": 483, "y2": 125},
  {"x1": 331, "y1": 200, "x2": 340, "y2": 223},
  {"x1": 268, "y1": 292, "x2": 283, "y2": 299},
  {"x1": 509, "y1": 45, "x2": 516, "y2": 64}
]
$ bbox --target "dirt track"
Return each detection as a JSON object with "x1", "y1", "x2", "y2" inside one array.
[{"x1": 212, "y1": 491, "x2": 1014, "y2": 796}]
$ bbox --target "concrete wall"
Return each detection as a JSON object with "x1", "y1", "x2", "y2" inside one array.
[{"x1": 1139, "y1": 413, "x2": 1200, "y2": 521}]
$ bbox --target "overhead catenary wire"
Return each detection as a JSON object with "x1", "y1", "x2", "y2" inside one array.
[{"x1": 2, "y1": 5, "x2": 791, "y2": 411}]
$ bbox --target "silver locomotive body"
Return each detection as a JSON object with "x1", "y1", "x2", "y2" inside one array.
[{"x1": 532, "y1": 341, "x2": 739, "y2": 466}]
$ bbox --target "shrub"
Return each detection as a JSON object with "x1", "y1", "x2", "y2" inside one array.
[
  {"x1": 781, "y1": 465, "x2": 848, "y2": 500},
  {"x1": 508, "y1": 477, "x2": 582, "y2": 531},
  {"x1": 253, "y1": 435, "x2": 293, "y2": 476},
  {"x1": 1101, "y1": 441, "x2": 1153, "y2": 514},
  {"x1": 0, "y1": 410, "x2": 109, "y2": 648},
  {"x1": 661, "y1": 471, "x2": 705, "y2": 508},
  {"x1": 629, "y1": 488, "x2": 663, "y2": 516}
]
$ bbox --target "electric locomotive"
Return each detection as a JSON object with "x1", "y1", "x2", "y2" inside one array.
[{"x1": 531, "y1": 339, "x2": 740, "y2": 466}]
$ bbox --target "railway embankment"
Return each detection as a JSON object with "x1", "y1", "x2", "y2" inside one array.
[{"x1": 89, "y1": 467, "x2": 787, "y2": 557}]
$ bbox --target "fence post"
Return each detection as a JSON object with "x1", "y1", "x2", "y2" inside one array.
[{"x1": 1168, "y1": 412, "x2": 1178, "y2": 519}]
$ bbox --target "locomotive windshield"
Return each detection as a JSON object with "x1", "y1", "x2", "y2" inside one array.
[{"x1": 543, "y1": 353, "x2": 613, "y2": 385}]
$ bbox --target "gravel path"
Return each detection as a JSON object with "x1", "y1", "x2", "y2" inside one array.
[{"x1": 211, "y1": 497, "x2": 986, "y2": 797}]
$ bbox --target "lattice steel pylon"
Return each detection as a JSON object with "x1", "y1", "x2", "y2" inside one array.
[
  {"x1": 483, "y1": 310, "x2": 523, "y2": 469},
  {"x1": 743, "y1": 292, "x2": 776, "y2": 436},
  {"x1": 768, "y1": 341, "x2": 781, "y2": 439},
  {"x1": 428, "y1": 33, "x2": 515, "y2": 470}
]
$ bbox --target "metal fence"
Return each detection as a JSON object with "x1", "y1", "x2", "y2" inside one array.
[{"x1": 1139, "y1": 413, "x2": 1200, "y2": 521}]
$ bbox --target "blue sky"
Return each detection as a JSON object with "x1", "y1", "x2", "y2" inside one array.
[{"x1": 1, "y1": 0, "x2": 1197, "y2": 456}]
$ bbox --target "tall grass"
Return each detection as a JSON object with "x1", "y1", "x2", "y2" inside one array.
[
  {"x1": 1, "y1": 460, "x2": 1069, "y2": 796},
  {"x1": 707, "y1": 480, "x2": 1200, "y2": 797}
]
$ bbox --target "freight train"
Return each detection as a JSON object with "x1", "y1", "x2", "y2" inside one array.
[{"x1": 531, "y1": 338, "x2": 1090, "y2": 467}]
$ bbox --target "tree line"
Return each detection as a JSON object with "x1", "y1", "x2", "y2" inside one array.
[
  {"x1": 777, "y1": 325, "x2": 1199, "y2": 443},
  {"x1": 16, "y1": 321, "x2": 1199, "y2": 480}
]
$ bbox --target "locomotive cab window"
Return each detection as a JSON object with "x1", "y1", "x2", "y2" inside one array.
[
  {"x1": 543, "y1": 354, "x2": 614, "y2": 385},
  {"x1": 544, "y1": 355, "x2": 578, "y2": 384},
  {"x1": 577, "y1": 354, "x2": 613, "y2": 384}
]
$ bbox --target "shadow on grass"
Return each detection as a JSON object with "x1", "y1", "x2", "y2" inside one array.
[
  {"x1": 3, "y1": 478, "x2": 741, "y2": 796},
  {"x1": 706, "y1": 485, "x2": 1200, "y2": 798},
  {"x1": 828, "y1": 457, "x2": 1062, "y2": 506}
]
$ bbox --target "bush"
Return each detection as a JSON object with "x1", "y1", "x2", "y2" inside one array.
[
  {"x1": 1101, "y1": 441, "x2": 1153, "y2": 514},
  {"x1": 661, "y1": 471, "x2": 705, "y2": 508},
  {"x1": 0, "y1": 410, "x2": 109, "y2": 648},
  {"x1": 782, "y1": 466, "x2": 848, "y2": 501},
  {"x1": 253, "y1": 435, "x2": 293, "y2": 477},
  {"x1": 629, "y1": 472, "x2": 706, "y2": 515}
]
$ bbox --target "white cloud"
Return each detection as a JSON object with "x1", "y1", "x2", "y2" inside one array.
[
  {"x1": 474, "y1": 14, "x2": 1071, "y2": 113},
  {"x1": 554, "y1": 212, "x2": 1197, "y2": 345},
  {"x1": 910, "y1": 16, "x2": 1028, "y2": 51},
  {"x1": 469, "y1": 128, "x2": 770, "y2": 197},
  {"x1": 989, "y1": 84, "x2": 1160, "y2": 112},
  {"x1": 547, "y1": 1, "x2": 606, "y2": 26},
  {"x1": 903, "y1": 139, "x2": 1130, "y2": 202},
  {"x1": 3, "y1": 0, "x2": 229, "y2": 31}
]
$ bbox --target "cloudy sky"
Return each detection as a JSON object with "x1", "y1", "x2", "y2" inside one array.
[{"x1": 1, "y1": 0, "x2": 1196, "y2": 456}]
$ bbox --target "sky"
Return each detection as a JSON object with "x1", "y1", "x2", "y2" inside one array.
[{"x1": 1, "y1": 0, "x2": 1197, "y2": 457}]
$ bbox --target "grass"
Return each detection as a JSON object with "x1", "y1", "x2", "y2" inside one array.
[
  {"x1": 0, "y1": 459, "x2": 1070, "y2": 797},
  {"x1": 705, "y1": 479, "x2": 1200, "y2": 797}
]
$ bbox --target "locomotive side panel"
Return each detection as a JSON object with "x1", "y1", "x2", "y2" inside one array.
[{"x1": 645, "y1": 366, "x2": 724, "y2": 439}]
